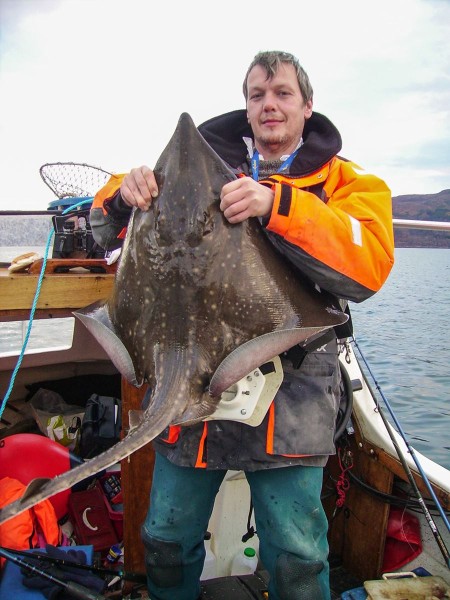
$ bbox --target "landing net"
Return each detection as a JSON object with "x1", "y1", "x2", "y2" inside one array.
[{"x1": 40, "y1": 162, "x2": 112, "y2": 199}]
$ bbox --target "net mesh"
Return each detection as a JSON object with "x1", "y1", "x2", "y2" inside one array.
[{"x1": 40, "y1": 162, "x2": 112, "y2": 199}]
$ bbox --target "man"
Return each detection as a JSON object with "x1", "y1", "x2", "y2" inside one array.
[{"x1": 91, "y1": 51, "x2": 394, "y2": 600}]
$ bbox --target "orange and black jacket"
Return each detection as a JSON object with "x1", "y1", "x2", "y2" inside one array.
[
  {"x1": 90, "y1": 109, "x2": 394, "y2": 469},
  {"x1": 92, "y1": 109, "x2": 394, "y2": 304}
]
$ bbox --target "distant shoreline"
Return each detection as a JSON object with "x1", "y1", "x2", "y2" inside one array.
[{"x1": 393, "y1": 189, "x2": 450, "y2": 248}]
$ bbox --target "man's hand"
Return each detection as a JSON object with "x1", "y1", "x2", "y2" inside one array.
[
  {"x1": 120, "y1": 166, "x2": 159, "y2": 211},
  {"x1": 220, "y1": 178, "x2": 274, "y2": 224}
]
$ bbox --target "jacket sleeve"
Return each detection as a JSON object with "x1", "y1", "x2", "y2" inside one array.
[
  {"x1": 263, "y1": 158, "x2": 394, "y2": 302},
  {"x1": 90, "y1": 173, "x2": 131, "y2": 250}
]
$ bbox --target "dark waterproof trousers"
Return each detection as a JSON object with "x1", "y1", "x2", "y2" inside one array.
[{"x1": 141, "y1": 453, "x2": 330, "y2": 600}]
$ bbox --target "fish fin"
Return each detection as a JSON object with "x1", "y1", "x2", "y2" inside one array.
[
  {"x1": 0, "y1": 397, "x2": 182, "y2": 526},
  {"x1": 210, "y1": 326, "x2": 337, "y2": 397},
  {"x1": 129, "y1": 409, "x2": 145, "y2": 431},
  {"x1": 172, "y1": 395, "x2": 219, "y2": 426},
  {"x1": 74, "y1": 302, "x2": 142, "y2": 386},
  {"x1": 21, "y1": 477, "x2": 52, "y2": 500}
]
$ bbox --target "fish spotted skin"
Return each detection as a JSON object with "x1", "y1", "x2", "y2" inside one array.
[{"x1": 0, "y1": 113, "x2": 347, "y2": 525}]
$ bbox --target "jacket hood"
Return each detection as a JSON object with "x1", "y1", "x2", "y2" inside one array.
[{"x1": 198, "y1": 109, "x2": 342, "y2": 177}]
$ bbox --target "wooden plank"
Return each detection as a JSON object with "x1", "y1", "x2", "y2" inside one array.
[
  {"x1": 324, "y1": 436, "x2": 393, "y2": 581},
  {"x1": 120, "y1": 379, "x2": 155, "y2": 580},
  {"x1": 376, "y1": 446, "x2": 450, "y2": 510},
  {"x1": 343, "y1": 449, "x2": 392, "y2": 580},
  {"x1": 27, "y1": 259, "x2": 116, "y2": 275},
  {"x1": 0, "y1": 269, "x2": 114, "y2": 312},
  {"x1": 0, "y1": 308, "x2": 82, "y2": 321}
]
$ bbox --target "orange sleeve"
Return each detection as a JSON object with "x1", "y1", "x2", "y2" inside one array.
[
  {"x1": 90, "y1": 173, "x2": 131, "y2": 250},
  {"x1": 266, "y1": 159, "x2": 394, "y2": 299},
  {"x1": 91, "y1": 173, "x2": 127, "y2": 215}
]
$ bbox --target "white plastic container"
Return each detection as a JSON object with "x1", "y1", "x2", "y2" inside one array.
[
  {"x1": 230, "y1": 546, "x2": 258, "y2": 576},
  {"x1": 201, "y1": 536, "x2": 217, "y2": 580}
]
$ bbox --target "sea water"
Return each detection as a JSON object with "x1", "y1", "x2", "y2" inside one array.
[
  {"x1": 1, "y1": 248, "x2": 449, "y2": 468},
  {"x1": 350, "y1": 248, "x2": 450, "y2": 469}
]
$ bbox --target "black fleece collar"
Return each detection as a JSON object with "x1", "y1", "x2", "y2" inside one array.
[{"x1": 198, "y1": 109, "x2": 342, "y2": 177}]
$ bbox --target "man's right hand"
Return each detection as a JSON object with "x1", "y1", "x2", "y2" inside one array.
[{"x1": 120, "y1": 166, "x2": 159, "y2": 211}]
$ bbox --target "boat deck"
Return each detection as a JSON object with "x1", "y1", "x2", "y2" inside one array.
[{"x1": 1, "y1": 256, "x2": 449, "y2": 596}]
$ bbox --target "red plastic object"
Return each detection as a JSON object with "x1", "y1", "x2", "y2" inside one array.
[
  {"x1": 0, "y1": 433, "x2": 81, "y2": 520},
  {"x1": 382, "y1": 506, "x2": 423, "y2": 572},
  {"x1": 68, "y1": 486, "x2": 118, "y2": 552},
  {"x1": 97, "y1": 472, "x2": 123, "y2": 540}
]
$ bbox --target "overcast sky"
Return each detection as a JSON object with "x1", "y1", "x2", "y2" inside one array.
[{"x1": 1, "y1": 0, "x2": 449, "y2": 210}]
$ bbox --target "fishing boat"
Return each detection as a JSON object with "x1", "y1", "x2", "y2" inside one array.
[{"x1": 0, "y1": 172, "x2": 449, "y2": 599}]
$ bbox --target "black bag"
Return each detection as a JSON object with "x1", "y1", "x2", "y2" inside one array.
[{"x1": 79, "y1": 394, "x2": 121, "y2": 459}]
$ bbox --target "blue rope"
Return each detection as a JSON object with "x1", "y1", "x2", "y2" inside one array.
[{"x1": 0, "y1": 199, "x2": 93, "y2": 418}]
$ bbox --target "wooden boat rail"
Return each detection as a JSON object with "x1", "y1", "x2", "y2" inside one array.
[{"x1": 0, "y1": 259, "x2": 116, "y2": 320}]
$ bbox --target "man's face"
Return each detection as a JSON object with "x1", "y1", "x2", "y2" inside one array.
[{"x1": 246, "y1": 63, "x2": 313, "y2": 160}]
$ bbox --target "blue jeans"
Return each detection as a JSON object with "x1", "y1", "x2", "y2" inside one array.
[{"x1": 142, "y1": 453, "x2": 330, "y2": 600}]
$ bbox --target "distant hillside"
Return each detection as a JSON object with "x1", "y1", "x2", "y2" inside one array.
[{"x1": 392, "y1": 189, "x2": 450, "y2": 248}]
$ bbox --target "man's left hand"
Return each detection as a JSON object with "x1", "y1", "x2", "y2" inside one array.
[{"x1": 220, "y1": 178, "x2": 274, "y2": 224}]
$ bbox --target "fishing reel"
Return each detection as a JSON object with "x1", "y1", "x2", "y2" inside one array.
[{"x1": 52, "y1": 210, "x2": 104, "y2": 259}]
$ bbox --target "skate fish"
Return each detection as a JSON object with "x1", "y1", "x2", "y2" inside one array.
[{"x1": 0, "y1": 113, "x2": 347, "y2": 524}]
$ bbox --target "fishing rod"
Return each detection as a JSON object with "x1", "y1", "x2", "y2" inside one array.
[
  {"x1": 3, "y1": 546, "x2": 147, "y2": 584},
  {"x1": 352, "y1": 338, "x2": 450, "y2": 569},
  {"x1": 0, "y1": 546, "x2": 106, "y2": 600}
]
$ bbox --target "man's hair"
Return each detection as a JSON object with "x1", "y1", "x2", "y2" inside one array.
[{"x1": 243, "y1": 50, "x2": 313, "y2": 104}]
